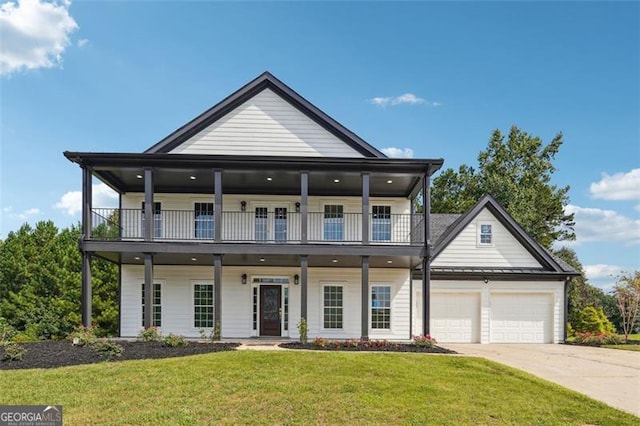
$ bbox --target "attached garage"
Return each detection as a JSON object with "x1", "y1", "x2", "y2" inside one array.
[
  {"x1": 431, "y1": 293, "x2": 480, "y2": 343},
  {"x1": 490, "y1": 293, "x2": 553, "y2": 343}
]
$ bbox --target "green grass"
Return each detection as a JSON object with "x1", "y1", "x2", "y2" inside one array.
[
  {"x1": 603, "y1": 333, "x2": 640, "y2": 351},
  {"x1": 1, "y1": 351, "x2": 637, "y2": 425}
]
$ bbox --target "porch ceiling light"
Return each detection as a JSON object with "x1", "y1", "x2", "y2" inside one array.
[
  {"x1": 333, "y1": 179, "x2": 340, "y2": 183},
  {"x1": 191, "y1": 257, "x2": 197, "y2": 261},
  {"x1": 332, "y1": 259, "x2": 338, "y2": 263},
  {"x1": 189, "y1": 175, "x2": 196, "y2": 180},
  {"x1": 386, "y1": 179, "x2": 393, "y2": 184},
  {"x1": 134, "y1": 256, "x2": 141, "y2": 260},
  {"x1": 387, "y1": 260, "x2": 393, "y2": 264},
  {"x1": 266, "y1": 177, "x2": 273, "y2": 181},
  {"x1": 259, "y1": 257, "x2": 266, "y2": 262},
  {"x1": 136, "y1": 174, "x2": 143, "y2": 179}
]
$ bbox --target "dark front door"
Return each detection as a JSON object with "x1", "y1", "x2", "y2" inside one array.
[{"x1": 260, "y1": 285, "x2": 281, "y2": 336}]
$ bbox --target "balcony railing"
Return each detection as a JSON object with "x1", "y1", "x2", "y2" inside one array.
[{"x1": 91, "y1": 208, "x2": 425, "y2": 245}]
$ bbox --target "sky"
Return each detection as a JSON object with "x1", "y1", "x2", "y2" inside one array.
[{"x1": 1, "y1": 0, "x2": 638, "y2": 291}]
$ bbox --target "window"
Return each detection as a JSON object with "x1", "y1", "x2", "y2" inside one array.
[
  {"x1": 141, "y1": 202, "x2": 162, "y2": 238},
  {"x1": 141, "y1": 283, "x2": 161, "y2": 327},
  {"x1": 372, "y1": 205, "x2": 391, "y2": 241},
  {"x1": 479, "y1": 223, "x2": 493, "y2": 245},
  {"x1": 193, "y1": 284, "x2": 214, "y2": 328},
  {"x1": 283, "y1": 287, "x2": 289, "y2": 331},
  {"x1": 323, "y1": 285, "x2": 343, "y2": 329},
  {"x1": 323, "y1": 205, "x2": 344, "y2": 240},
  {"x1": 371, "y1": 286, "x2": 391, "y2": 329},
  {"x1": 255, "y1": 207, "x2": 268, "y2": 241},
  {"x1": 274, "y1": 207, "x2": 287, "y2": 242},
  {"x1": 194, "y1": 203, "x2": 214, "y2": 239},
  {"x1": 252, "y1": 287, "x2": 258, "y2": 331}
]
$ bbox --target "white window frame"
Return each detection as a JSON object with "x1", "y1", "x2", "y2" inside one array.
[
  {"x1": 371, "y1": 205, "x2": 392, "y2": 242},
  {"x1": 250, "y1": 201, "x2": 292, "y2": 242},
  {"x1": 321, "y1": 283, "x2": 345, "y2": 331},
  {"x1": 321, "y1": 202, "x2": 346, "y2": 241},
  {"x1": 370, "y1": 284, "x2": 392, "y2": 330},
  {"x1": 192, "y1": 200, "x2": 215, "y2": 240},
  {"x1": 192, "y1": 280, "x2": 215, "y2": 330},
  {"x1": 140, "y1": 280, "x2": 164, "y2": 328},
  {"x1": 477, "y1": 222, "x2": 494, "y2": 247}
]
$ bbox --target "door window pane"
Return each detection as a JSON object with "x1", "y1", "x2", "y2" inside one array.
[
  {"x1": 372, "y1": 206, "x2": 391, "y2": 241},
  {"x1": 195, "y1": 203, "x2": 214, "y2": 239},
  {"x1": 274, "y1": 207, "x2": 287, "y2": 242},
  {"x1": 255, "y1": 208, "x2": 268, "y2": 241},
  {"x1": 323, "y1": 205, "x2": 344, "y2": 240},
  {"x1": 141, "y1": 202, "x2": 162, "y2": 238}
]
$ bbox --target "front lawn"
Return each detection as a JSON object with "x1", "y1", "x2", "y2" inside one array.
[
  {"x1": 603, "y1": 333, "x2": 640, "y2": 352},
  {"x1": 0, "y1": 351, "x2": 636, "y2": 424}
]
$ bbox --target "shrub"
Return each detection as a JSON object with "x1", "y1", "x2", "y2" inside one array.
[
  {"x1": 67, "y1": 324, "x2": 98, "y2": 347},
  {"x1": 93, "y1": 341, "x2": 124, "y2": 359},
  {"x1": 413, "y1": 334, "x2": 438, "y2": 348},
  {"x1": 313, "y1": 337, "x2": 329, "y2": 348},
  {"x1": 2, "y1": 342, "x2": 26, "y2": 361},
  {"x1": 574, "y1": 332, "x2": 624, "y2": 346},
  {"x1": 138, "y1": 326, "x2": 162, "y2": 342},
  {"x1": 575, "y1": 306, "x2": 616, "y2": 335},
  {"x1": 566, "y1": 322, "x2": 575, "y2": 338},
  {"x1": 163, "y1": 333, "x2": 189, "y2": 347},
  {"x1": 0, "y1": 317, "x2": 16, "y2": 345},
  {"x1": 11, "y1": 333, "x2": 36, "y2": 343},
  {"x1": 602, "y1": 334, "x2": 625, "y2": 345},
  {"x1": 213, "y1": 321, "x2": 221, "y2": 341},
  {"x1": 297, "y1": 318, "x2": 308, "y2": 344}
]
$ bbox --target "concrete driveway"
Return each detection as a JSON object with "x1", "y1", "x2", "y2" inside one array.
[{"x1": 443, "y1": 344, "x2": 640, "y2": 417}]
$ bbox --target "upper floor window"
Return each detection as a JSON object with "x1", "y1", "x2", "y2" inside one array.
[
  {"x1": 372, "y1": 205, "x2": 391, "y2": 241},
  {"x1": 141, "y1": 202, "x2": 162, "y2": 238},
  {"x1": 478, "y1": 223, "x2": 493, "y2": 246},
  {"x1": 194, "y1": 203, "x2": 214, "y2": 239},
  {"x1": 323, "y1": 205, "x2": 344, "y2": 241}
]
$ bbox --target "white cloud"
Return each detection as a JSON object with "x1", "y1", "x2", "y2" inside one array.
[
  {"x1": 54, "y1": 183, "x2": 118, "y2": 216},
  {"x1": 369, "y1": 93, "x2": 440, "y2": 108},
  {"x1": 3, "y1": 206, "x2": 42, "y2": 220},
  {"x1": 381, "y1": 147, "x2": 414, "y2": 158},
  {"x1": 565, "y1": 204, "x2": 640, "y2": 245},
  {"x1": 77, "y1": 38, "x2": 88, "y2": 48},
  {"x1": 590, "y1": 168, "x2": 640, "y2": 200},
  {"x1": 0, "y1": 0, "x2": 79, "y2": 76},
  {"x1": 584, "y1": 264, "x2": 625, "y2": 281}
]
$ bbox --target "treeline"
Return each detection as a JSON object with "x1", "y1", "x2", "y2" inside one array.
[{"x1": 0, "y1": 221, "x2": 118, "y2": 339}]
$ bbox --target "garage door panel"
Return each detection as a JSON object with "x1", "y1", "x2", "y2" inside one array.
[
  {"x1": 431, "y1": 293, "x2": 480, "y2": 343},
  {"x1": 490, "y1": 293, "x2": 552, "y2": 343}
]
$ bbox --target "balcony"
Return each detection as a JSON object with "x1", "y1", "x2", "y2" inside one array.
[{"x1": 91, "y1": 208, "x2": 425, "y2": 245}]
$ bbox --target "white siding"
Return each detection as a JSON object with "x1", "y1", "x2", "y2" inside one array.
[
  {"x1": 121, "y1": 265, "x2": 411, "y2": 340},
  {"x1": 413, "y1": 280, "x2": 565, "y2": 344},
  {"x1": 432, "y1": 209, "x2": 543, "y2": 268},
  {"x1": 169, "y1": 89, "x2": 364, "y2": 157}
]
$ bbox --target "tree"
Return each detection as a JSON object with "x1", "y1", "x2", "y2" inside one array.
[
  {"x1": 432, "y1": 126, "x2": 575, "y2": 248},
  {"x1": 0, "y1": 221, "x2": 119, "y2": 339},
  {"x1": 614, "y1": 271, "x2": 640, "y2": 340}
]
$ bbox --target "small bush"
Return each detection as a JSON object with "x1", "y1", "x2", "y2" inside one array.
[
  {"x1": 163, "y1": 333, "x2": 189, "y2": 347},
  {"x1": 68, "y1": 324, "x2": 98, "y2": 347},
  {"x1": 313, "y1": 337, "x2": 329, "y2": 348},
  {"x1": 11, "y1": 333, "x2": 36, "y2": 343},
  {"x1": 93, "y1": 341, "x2": 124, "y2": 359},
  {"x1": 213, "y1": 321, "x2": 221, "y2": 341},
  {"x1": 297, "y1": 318, "x2": 308, "y2": 344},
  {"x1": 574, "y1": 332, "x2": 624, "y2": 346},
  {"x1": 413, "y1": 334, "x2": 438, "y2": 348},
  {"x1": 138, "y1": 326, "x2": 162, "y2": 342},
  {"x1": 0, "y1": 317, "x2": 16, "y2": 345},
  {"x1": 2, "y1": 342, "x2": 26, "y2": 361},
  {"x1": 575, "y1": 307, "x2": 616, "y2": 335},
  {"x1": 602, "y1": 334, "x2": 625, "y2": 345}
]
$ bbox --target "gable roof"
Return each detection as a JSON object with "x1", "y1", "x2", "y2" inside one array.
[
  {"x1": 431, "y1": 195, "x2": 577, "y2": 274},
  {"x1": 144, "y1": 71, "x2": 386, "y2": 157}
]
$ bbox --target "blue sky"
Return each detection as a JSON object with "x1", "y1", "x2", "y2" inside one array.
[{"x1": 1, "y1": 1, "x2": 638, "y2": 290}]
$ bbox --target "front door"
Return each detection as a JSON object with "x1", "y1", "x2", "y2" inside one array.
[{"x1": 260, "y1": 285, "x2": 281, "y2": 336}]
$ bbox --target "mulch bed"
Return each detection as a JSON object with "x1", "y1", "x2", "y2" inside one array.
[
  {"x1": 280, "y1": 342, "x2": 456, "y2": 354},
  {"x1": 0, "y1": 340, "x2": 239, "y2": 370}
]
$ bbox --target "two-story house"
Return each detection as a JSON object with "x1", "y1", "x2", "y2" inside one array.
[{"x1": 64, "y1": 72, "x2": 576, "y2": 343}]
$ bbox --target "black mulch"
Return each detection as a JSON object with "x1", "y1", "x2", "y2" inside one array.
[
  {"x1": 0, "y1": 340, "x2": 239, "y2": 370},
  {"x1": 280, "y1": 342, "x2": 456, "y2": 354}
]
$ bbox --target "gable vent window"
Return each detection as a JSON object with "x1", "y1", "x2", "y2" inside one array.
[{"x1": 479, "y1": 223, "x2": 493, "y2": 246}]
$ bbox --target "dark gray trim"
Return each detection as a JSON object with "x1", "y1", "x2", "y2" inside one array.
[
  {"x1": 422, "y1": 257, "x2": 430, "y2": 336},
  {"x1": 64, "y1": 151, "x2": 444, "y2": 175},
  {"x1": 564, "y1": 278, "x2": 569, "y2": 342},
  {"x1": 82, "y1": 167, "x2": 92, "y2": 239},
  {"x1": 431, "y1": 195, "x2": 574, "y2": 274},
  {"x1": 300, "y1": 255, "x2": 308, "y2": 320},
  {"x1": 300, "y1": 171, "x2": 308, "y2": 243},
  {"x1": 361, "y1": 256, "x2": 369, "y2": 340},
  {"x1": 361, "y1": 173, "x2": 370, "y2": 245},
  {"x1": 427, "y1": 271, "x2": 570, "y2": 281},
  {"x1": 81, "y1": 252, "x2": 92, "y2": 327},
  {"x1": 214, "y1": 254, "x2": 222, "y2": 326},
  {"x1": 144, "y1": 168, "x2": 154, "y2": 242},
  {"x1": 143, "y1": 72, "x2": 387, "y2": 158},
  {"x1": 118, "y1": 253, "x2": 122, "y2": 337},
  {"x1": 214, "y1": 170, "x2": 223, "y2": 242},
  {"x1": 82, "y1": 240, "x2": 426, "y2": 257},
  {"x1": 143, "y1": 253, "x2": 153, "y2": 328}
]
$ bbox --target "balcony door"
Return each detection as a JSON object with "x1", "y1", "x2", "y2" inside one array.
[{"x1": 254, "y1": 203, "x2": 289, "y2": 242}]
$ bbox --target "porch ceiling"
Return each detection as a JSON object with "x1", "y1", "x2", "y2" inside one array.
[
  {"x1": 102, "y1": 252, "x2": 419, "y2": 269},
  {"x1": 64, "y1": 152, "x2": 443, "y2": 198}
]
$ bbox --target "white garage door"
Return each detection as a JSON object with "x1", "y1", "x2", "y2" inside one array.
[
  {"x1": 431, "y1": 293, "x2": 480, "y2": 343},
  {"x1": 490, "y1": 293, "x2": 553, "y2": 343}
]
